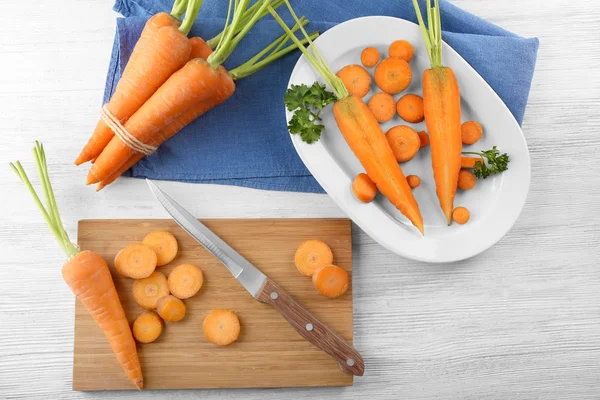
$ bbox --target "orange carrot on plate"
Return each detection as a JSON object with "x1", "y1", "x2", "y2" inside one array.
[
  {"x1": 361, "y1": 47, "x2": 380, "y2": 68},
  {"x1": 389, "y1": 40, "x2": 414, "y2": 62},
  {"x1": 368, "y1": 92, "x2": 396, "y2": 122},
  {"x1": 352, "y1": 173, "x2": 377, "y2": 203},
  {"x1": 386, "y1": 125, "x2": 421, "y2": 162},
  {"x1": 397, "y1": 93, "x2": 424, "y2": 123},
  {"x1": 336, "y1": 64, "x2": 372, "y2": 98},
  {"x1": 374, "y1": 57, "x2": 412, "y2": 94}
]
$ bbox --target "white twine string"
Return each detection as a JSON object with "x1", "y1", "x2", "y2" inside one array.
[{"x1": 101, "y1": 105, "x2": 157, "y2": 156}]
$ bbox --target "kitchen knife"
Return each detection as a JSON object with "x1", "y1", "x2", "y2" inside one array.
[{"x1": 146, "y1": 179, "x2": 364, "y2": 376}]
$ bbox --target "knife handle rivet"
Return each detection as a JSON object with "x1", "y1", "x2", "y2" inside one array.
[
  {"x1": 270, "y1": 292, "x2": 278, "y2": 300},
  {"x1": 306, "y1": 323, "x2": 313, "y2": 331},
  {"x1": 346, "y1": 359, "x2": 355, "y2": 367}
]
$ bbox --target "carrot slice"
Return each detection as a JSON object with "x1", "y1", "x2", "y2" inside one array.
[
  {"x1": 397, "y1": 93, "x2": 424, "y2": 123},
  {"x1": 386, "y1": 125, "x2": 421, "y2": 162},
  {"x1": 461, "y1": 121, "x2": 483, "y2": 145},
  {"x1": 132, "y1": 311, "x2": 164, "y2": 344},
  {"x1": 461, "y1": 156, "x2": 482, "y2": 169},
  {"x1": 142, "y1": 230, "x2": 178, "y2": 267},
  {"x1": 417, "y1": 130, "x2": 429, "y2": 148},
  {"x1": 368, "y1": 92, "x2": 396, "y2": 122},
  {"x1": 374, "y1": 57, "x2": 412, "y2": 94},
  {"x1": 452, "y1": 207, "x2": 470, "y2": 224},
  {"x1": 203, "y1": 309, "x2": 241, "y2": 345},
  {"x1": 457, "y1": 170, "x2": 476, "y2": 190},
  {"x1": 407, "y1": 175, "x2": 421, "y2": 188},
  {"x1": 389, "y1": 40, "x2": 414, "y2": 62},
  {"x1": 336, "y1": 64, "x2": 372, "y2": 98},
  {"x1": 114, "y1": 243, "x2": 157, "y2": 279},
  {"x1": 132, "y1": 271, "x2": 169, "y2": 309},
  {"x1": 168, "y1": 264, "x2": 203, "y2": 299},
  {"x1": 352, "y1": 173, "x2": 377, "y2": 203},
  {"x1": 294, "y1": 240, "x2": 334, "y2": 277},
  {"x1": 156, "y1": 295, "x2": 186, "y2": 323},
  {"x1": 361, "y1": 47, "x2": 380, "y2": 68},
  {"x1": 312, "y1": 265, "x2": 349, "y2": 299}
]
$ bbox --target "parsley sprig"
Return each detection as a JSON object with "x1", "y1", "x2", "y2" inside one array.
[
  {"x1": 284, "y1": 82, "x2": 336, "y2": 144},
  {"x1": 462, "y1": 146, "x2": 510, "y2": 178}
]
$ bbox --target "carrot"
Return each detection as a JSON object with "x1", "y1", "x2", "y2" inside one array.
[
  {"x1": 457, "y1": 170, "x2": 476, "y2": 190},
  {"x1": 352, "y1": 173, "x2": 377, "y2": 203},
  {"x1": 142, "y1": 230, "x2": 178, "y2": 267},
  {"x1": 272, "y1": 2, "x2": 424, "y2": 234},
  {"x1": 114, "y1": 243, "x2": 157, "y2": 279},
  {"x1": 386, "y1": 125, "x2": 421, "y2": 162},
  {"x1": 336, "y1": 64, "x2": 372, "y2": 98},
  {"x1": 294, "y1": 240, "x2": 334, "y2": 276},
  {"x1": 407, "y1": 175, "x2": 421, "y2": 188},
  {"x1": 452, "y1": 206, "x2": 470, "y2": 224},
  {"x1": 374, "y1": 57, "x2": 412, "y2": 94},
  {"x1": 168, "y1": 264, "x2": 204, "y2": 299},
  {"x1": 75, "y1": 12, "x2": 192, "y2": 165},
  {"x1": 389, "y1": 40, "x2": 414, "y2": 62},
  {"x1": 361, "y1": 47, "x2": 380, "y2": 68},
  {"x1": 133, "y1": 311, "x2": 164, "y2": 343},
  {"x1": 417, "y1": 130, "x2": 429, "y2": 148},
  {"x1": 312, "y1": 265, "x2": 349, "y2": 299},
  {"x1": 461, "y1": 121, "x2": 483, "y2": 145},
  {"x1": 460, "y1": 156, "x2": 481, "y2": 169},
  {"x1": 156, "y1": 295, "x2": 186, "y2": 322},
  {"x1": 188, "y1": 36, "x2": 214, "y2": 60},
  {"x1": 203, "y1": 309, "x2": 241, "y2": 345},
  {"x1": 133, "y1": 271, "x2": 170, "y2": 309},
  {"x1": 397, "y1": 93, "x2": 424, "y2": 123},
  {"x1": 11, "y1": 142, "x2": 142, "y2": 389},
  {"x1": 413, "y1": 0, "x2": 462, "y2": 225},
  {"x1": 368, "y1": 92, "x2": 396, "y2": 122}
]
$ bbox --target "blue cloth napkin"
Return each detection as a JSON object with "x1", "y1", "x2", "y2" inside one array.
[{"x1": 106, "y1": 0, "x2": 538, "y2": 193}]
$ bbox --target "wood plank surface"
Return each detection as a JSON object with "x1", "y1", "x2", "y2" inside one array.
[{"x1": 74, "y1": 219, "x2": 353, "y2": 390}]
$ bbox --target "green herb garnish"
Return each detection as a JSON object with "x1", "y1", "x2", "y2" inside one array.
[
  {"x1": 463, "y1": 146, "x2": 510, "y2": 179},
  {"x1": 284, "y1": 82, "x2": 336, "y2": 144}
]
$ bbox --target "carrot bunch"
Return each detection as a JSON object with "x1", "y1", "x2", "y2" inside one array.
[{"x1": 11, "y1": 143, "x2": 143, "y2": 389}]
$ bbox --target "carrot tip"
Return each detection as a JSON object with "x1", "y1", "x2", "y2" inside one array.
[
  {"x1": 86, "y1": 174, "x2": 99, "y2": 185},
  {"x1": 96, "y1": 182, "x2": 106, "y2": 192}
]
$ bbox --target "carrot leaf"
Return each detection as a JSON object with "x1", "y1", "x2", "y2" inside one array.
[
  {"x1": 285, "y1": 82, "x2": 336, "y2": 144},
  {"x1": 412, "y1": 0, "x2": 443, "y2": 68},
  {"x1": 462, "y1": 146, "x2": 510, "y2": 179}
]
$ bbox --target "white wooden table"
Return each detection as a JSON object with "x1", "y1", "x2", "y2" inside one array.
[{"x1": 1, "y1": 0, "x2": 599, "y2": 398}]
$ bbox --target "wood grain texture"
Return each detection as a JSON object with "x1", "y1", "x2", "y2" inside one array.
[
  {"x1": 1, "y1": 0, "x2": 600, "y2": 399},
  {"x1": 74, "y1": 219, "x2": 353, "y2": 390}
]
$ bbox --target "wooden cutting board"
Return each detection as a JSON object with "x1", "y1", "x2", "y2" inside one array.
[{"x1": 74, "y1": 218, "x2": 353, "y2": 390}]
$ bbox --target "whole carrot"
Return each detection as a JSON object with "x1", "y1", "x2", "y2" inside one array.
[
  {"x1": 11, "y1": 143, "x2": 143, "y2": 389},
  {"x1": 413, "y1": 0, "x2": 462, "y2": 224}
]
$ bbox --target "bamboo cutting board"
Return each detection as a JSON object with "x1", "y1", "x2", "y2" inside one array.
[{"x1": 74, "y1": 218, "x2": 353, "y2": 390}]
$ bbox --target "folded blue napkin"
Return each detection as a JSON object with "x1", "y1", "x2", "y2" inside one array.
[{"x1": 106, "y1": 0, "x2": 538, "y2": 193}]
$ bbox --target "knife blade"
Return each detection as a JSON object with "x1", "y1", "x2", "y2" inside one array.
[{"x1": 146, "y1": 179, "x2": 364, "y2": 376}]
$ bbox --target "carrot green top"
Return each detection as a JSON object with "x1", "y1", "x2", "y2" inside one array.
[{"x1": 412, "y1": 0, "x2": 443, "y2": 69}]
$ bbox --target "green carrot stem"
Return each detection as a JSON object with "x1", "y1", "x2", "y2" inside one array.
[
  {"x1": 412, "y1": 0, "x2": 443, "y2": 68},
  {"x1": 171, "y1": 0, "x2": 188, "y2": 20},
  {"x1": 208, "y1": 0, "x2": 252, "y2": 67},
  {"x1": 179, "y1": 0, "x2": 204, "y2": 35}
]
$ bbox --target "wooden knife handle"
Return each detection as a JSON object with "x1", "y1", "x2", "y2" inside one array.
[{"x1": 256, "y1": 278, "x2": 364, "y2": 376}]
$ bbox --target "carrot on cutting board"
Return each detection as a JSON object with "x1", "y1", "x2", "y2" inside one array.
[
  {"x1": 457, "y1": 170, "x2": 476, "y2": 190},
  {"x1": 386, "y1": 125, "x2": 421, "y2": 162},
  {"x1": 336, "y1": 64, "x2": 372, "y2": 98},
  {"x1": 11, "y1": 142, "x2": 142, "y2": 389},
  {"x1": 294, "y1": 240, "x2": 333, "y2": 276},
  {"x1": 461, "y1": 156, "x2": 481, "y2": 169},
  {"x1": 407, "y1": 175, "x2": 421, "y2": 188},
  {"x1": 133, "y1": 311, "x2": 164, "y2": 344},
  {"x1": 133, "y1": 271, "x2": 170, "y2": 309},
  {"x1": 397, "y1": 93, "x2": 424, "y2": 123},
  {"x1": 115, "y1": 243, "x2": 157, "y2": 279},
  {"x1": 413, "y1": 0, "x2": 462, "y2": 225},
  {"x1": 203, "y1": 309, "x2": 241, "y2": 345},
  {"x1": 361, "y1": 47, "x2": 380, "y2": 68},
  {"x1": 273, "y1": 1, "x2": 424, "y2": 234},
  {"x1": 312, "y1": 265, "x2": 349, "y2": 299},
  {"x1": 143, "y1": 230, "x2": 178, "y2": 266},
  {"x1": 368, "y1": 92, "x2": 396, "y2": 122},
  {"x1": 389, "y1": 40, "x2": 414, "y2": 62},
  {"x1": 352, "y1": 173, "x2": 377, "y2": 203},
  {"x1": 168, "y1": 264, "x2": 203, "y2": 299},
  {"x1": 452, "y1": 206, "x2": 470, "y2": 224},
  {"x1": 374, "y1": 57, "x2": 412, "y2": 94},
  {"x1": 461, "y1": 121, "x2": 483, "y2": 145},
  {"x1": 156, "y1": 295, "x2": 186, "y2": 322}
]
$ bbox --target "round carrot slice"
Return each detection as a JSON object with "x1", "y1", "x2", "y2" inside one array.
[
  {"x1": 352, "y1": 173, "x2": 377, "y2": 203},
  {"x1": 312, "y1": 265, "x2": 349, "y2": 299},
  {"x1": 374, "y1": 57, "x2": 412, "y2": 94},
  {"x1": 388, "y1": 40, "x2": 414, "y2": 62},
  {"x1": 368, "y1": 92, "x2": 396, "y2": 122},
  {"x1": 168, "y1": 264, "x2": 204, "y2": 299},
  {"x1": 386, "y1": 125, "x2": 421, "y2": 162},
  {"x1": 361, "y1": 47, "x2": 380, "y2": 68},
  {"x1": 156, "y1": 295, "x2": 186, "y2": 323},
  {"x1": 203, "y1": 309, "x2": 241, "y2": 346},
  {"x1": 336, "y1": 64, "x2": 372, "y2": 98},
  {"x1": 407, "y1": 175, "x2": 421, "y2": 188},
  {"x1": 114, "y1": 243, "x2": 157, "y2": 279},
  {"x1": 142, "y1": 230, "x2": 178, "y2": 266},
  {"x1": 132, "y1": 311, "x2": 164, "y2": 344},
  {"x1": 457, "y1": 170, "x2": 476, "y2": 190},
  {"x1": 132, "y1": 271, "x2": 169, "y2": 309},
  {"x1": 397, "y1": 93, "x2": 424, "y2": 123},
  {"x1": 461, "y1": 121, "x2": 483, "y2": 145},
  {"x1": 452, "y1": 207, "x2": 471, "y2": 224},
  {"x1": 294, "y1": 240, "x2": 334, "y2": 277}
]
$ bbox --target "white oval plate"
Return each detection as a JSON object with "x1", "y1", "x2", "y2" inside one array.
[{"x1": 285, "y1": 16, "x2": 530, "y2": 263}]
